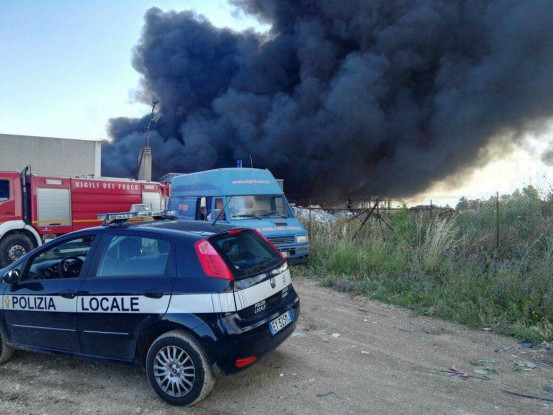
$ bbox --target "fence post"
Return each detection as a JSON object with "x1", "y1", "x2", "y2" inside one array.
[
  {"x1": 308, "y1": 199, "x2": 312, "y2": 237},
  {"x1": 496, "y1": 191, "x2": 500, "y2": 250}
]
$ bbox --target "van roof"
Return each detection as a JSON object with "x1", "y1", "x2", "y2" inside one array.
[{"x1": 170, "y1": 168, "x2": 283, "y2": 197}]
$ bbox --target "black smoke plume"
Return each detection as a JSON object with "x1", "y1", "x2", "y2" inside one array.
[{"x1": 102, "y1": 0, "x2": 553, "y2": 199}]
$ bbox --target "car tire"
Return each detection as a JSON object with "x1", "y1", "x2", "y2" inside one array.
[
  {"x1": 0, "y1": 233, "x2": 34, "y2": 268},
  {"x1": 0, "y1": 331, "x2": 14, "y2": 365},
  {"x1": 146, "y1": 330, "x2": 215, "y2": 406}
]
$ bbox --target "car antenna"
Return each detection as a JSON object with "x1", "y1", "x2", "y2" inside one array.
[
  {"x1": 250, "y1": 154, "x2": 256, "y2": 193},
  {"x1": 212, "y1": 195, "x2": 233, "y2": 226}
]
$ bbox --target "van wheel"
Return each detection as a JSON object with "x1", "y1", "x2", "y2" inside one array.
[
  {"x1": 0, "y1": 233, "x2": 33, "y2": 267},
  {"x1": 0, "y1": 331, "x2": 14, "y2": 365},
  {"x1": 146, "y1": 330, "x2": 215, "y2": 406}
]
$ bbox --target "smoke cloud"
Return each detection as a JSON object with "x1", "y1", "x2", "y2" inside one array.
[{"x1": 102, "y1": 0, "x2": 553, "y2": 199}]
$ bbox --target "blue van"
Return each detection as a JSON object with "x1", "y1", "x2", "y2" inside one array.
[{"x1": 168, "y1": 168, "x2": 309, "y2": 264}]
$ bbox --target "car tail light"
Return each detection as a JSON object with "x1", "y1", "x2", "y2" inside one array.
[
  {"x1": 235, "y1": 356, "x2": 257, "y2": 368},
  {"x1": 227, "y1": 229, "x2": 242, "y2": 235},
  {"x1": 254, "y1": 229, "x2": 285, "y2": 261},
  {"x1": 194, "y1": 239, "x2": 234, "y2": 280}
]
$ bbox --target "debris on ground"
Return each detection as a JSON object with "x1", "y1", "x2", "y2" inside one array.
[
  {"x1": 316, "y1": 392, "x2": 334, "y2": 397},
  {"x1": 443, "y1": 365, "x2": 490, "y2": 381},
  {"x1": 294, "y1": 206, "x2": 337, "y2": 224},
  {"x1": 536, "y1": 361, "x2": 550, "y2": 367},
  {"x1": 515, "y1": 361, "x2": 537, "y2": 370},
  {"x1": 501, "y1": 390, "x2": 553, "y2": 402},
  {"x1": 482, "y1": 327, "x2": 492, "y2": 331},
  {"x1": 332, "y1": 333, "x2": 341, "y2": 338},
  {"x1": 476, "y1": 359, "x2": 496, "y2": 364},
  {"x1": 291, "y1": 332, "x2": 307, "y2": 338},
  {"x1": 360, "y1": 351, "x2": 370, "y2": 355},
  {"x1": 544, "y1": 386, "x2": 553, "y2": 395},
  {"x1": 522, "y1": 344, "x2": 534, "y2": 349}
]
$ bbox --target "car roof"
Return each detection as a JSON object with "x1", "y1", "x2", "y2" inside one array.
[{"x1": 76, "y1": 219, "x2": 242, "y2": 240}]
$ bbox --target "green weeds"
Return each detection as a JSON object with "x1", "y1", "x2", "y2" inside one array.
[{"x1": 297, "y1": 186, "x2": 553, "y2": 344}]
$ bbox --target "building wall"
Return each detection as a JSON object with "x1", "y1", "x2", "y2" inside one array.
[{"x1": 0, "y1": 134, "x2": 101, "y2": 177}]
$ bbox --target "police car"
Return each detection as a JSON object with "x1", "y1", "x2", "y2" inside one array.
[{"x1": 0, "y1": 209, "x2": 299, "y2": 406}]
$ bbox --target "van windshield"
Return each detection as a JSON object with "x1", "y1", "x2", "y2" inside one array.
[{"x1": 227, "y1": 195, "x2": 291, "y2": 220}]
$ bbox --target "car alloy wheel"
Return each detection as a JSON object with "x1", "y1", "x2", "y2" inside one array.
[
  {"x1": 146, "y1": 330, "x2": 214, "y2": 406},
  {"x1": 153, "y1": 345, "x2": 196, "y2": 397}
]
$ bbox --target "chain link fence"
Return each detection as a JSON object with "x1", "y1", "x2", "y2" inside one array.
[{"x1": 289, "y1": 191, "x2": 526, "y2": 249}]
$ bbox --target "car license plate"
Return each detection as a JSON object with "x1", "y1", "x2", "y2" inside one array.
[
  {"x1": 281, "y1": 251, "x2": 288, "y2": 258},
  {"x1": 269, "y1": 310, "x2": 293, "y2": 336}
]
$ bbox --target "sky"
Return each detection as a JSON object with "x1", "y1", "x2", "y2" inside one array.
[
  {"x1": 0, "y1": 0, "x2": 264, "y2": 140},
  {"x1": 1, "y1": 0, "x2": 553, "y2": 199}
]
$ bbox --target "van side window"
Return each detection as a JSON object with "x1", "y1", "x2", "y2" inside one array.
[
  {"x1": 208, "y1": 198, "x2": 225, "y2": 221},
  {"x1": 196, "y1": 197, "x2": 213, "y2": 221},
  {"x1": 0, "y1": 180, "x2": 9, "y2": 202},
  {"x1": 96, "y1": 235, "x2": 172, "y2": 278}
]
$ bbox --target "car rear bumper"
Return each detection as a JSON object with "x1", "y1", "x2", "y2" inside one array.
[{"x1": 208, "y1": 289, "x2": 300, "y2": 376}]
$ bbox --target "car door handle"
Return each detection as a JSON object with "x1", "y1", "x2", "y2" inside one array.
[
  {"x1": 59, "y1": 289, "x2": 76, "y2": 299},
  {"x1": 3, "y1": 211, "x2": 14, "y2": 215},
  {"x1": 143, "y1": 289, "x2": 164, "y2": 299}
]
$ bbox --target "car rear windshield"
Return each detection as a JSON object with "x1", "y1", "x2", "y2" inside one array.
[{"x1": 209, "y1": 229, "x2": 283, "y2": 279}]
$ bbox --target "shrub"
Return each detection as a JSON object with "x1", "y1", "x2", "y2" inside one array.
[{"x1": 297, "y1": 186, "x2": 553, "y2": 343}]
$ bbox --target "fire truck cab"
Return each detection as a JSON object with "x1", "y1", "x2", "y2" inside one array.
[{"x1": 0, "y1": 168, "x2": 166, "y2": 267}]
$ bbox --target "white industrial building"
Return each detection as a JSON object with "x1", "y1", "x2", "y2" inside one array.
[{"x1": 0, "y1": 133, "x2": 101, "y2": 177}]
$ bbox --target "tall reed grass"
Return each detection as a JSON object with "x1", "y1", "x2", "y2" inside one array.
[{"x1": 297, "y1": 186, "x2": 553, "y2": 343}]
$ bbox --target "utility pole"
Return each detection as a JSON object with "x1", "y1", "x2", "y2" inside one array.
[
  {"x1": 496, "y1": 191, "x2": 500, "y2": 250},
  {"x1": 136, "y1": 96, "x2": 160, "y2": 181}
]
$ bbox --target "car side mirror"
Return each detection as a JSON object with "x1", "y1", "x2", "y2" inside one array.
[{"x1": 3, "y1": 269, "x2": 20, "y2": 284}]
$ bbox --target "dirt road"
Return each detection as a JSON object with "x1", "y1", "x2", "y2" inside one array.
[{"x1": 1, "y1": 277, "x2": 552, "y2": 414}]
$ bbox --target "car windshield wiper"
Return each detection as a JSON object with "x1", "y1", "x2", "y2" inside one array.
[
  {"x1": 261, "y1": 211, "x2": 288, "y2": 219},
  {"x1": 233, "y1": 214, "x2": 262, "y2": 220}
]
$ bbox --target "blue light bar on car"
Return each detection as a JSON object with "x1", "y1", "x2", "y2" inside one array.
[{"x1": 97, "y1": 210, "x2": 178, "y2": 223}]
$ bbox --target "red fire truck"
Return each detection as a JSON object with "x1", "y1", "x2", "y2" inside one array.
[{"x1": 0, "y1": 166, "x2": 166, "y2": 267}]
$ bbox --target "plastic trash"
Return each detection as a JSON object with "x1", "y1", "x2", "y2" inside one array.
[
  {"x1": 515, "y1": 361, "x2": 537, "y2": 370},
  {"x1": 477, "y1": 359, "x2": 496, "y2": 364}
]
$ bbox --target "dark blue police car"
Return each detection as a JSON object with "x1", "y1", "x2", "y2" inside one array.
[{"x1": 0, "y1": 210, "x2": 300, "y2": 406}]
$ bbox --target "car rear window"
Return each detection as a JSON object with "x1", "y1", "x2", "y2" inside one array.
[{"x1": 209, "y1": 230, "x2": 283, "y2": 279}]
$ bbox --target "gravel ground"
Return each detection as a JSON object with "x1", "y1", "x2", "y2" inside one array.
[{"x1": 1, "y1": 276, "x2": 553, "y2": 414}]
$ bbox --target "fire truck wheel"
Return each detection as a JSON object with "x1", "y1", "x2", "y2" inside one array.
[
  {"x1": 0, "y1": 330, "x2": 14, "y2": 365},
  {"x1": 0, "y1": 233, "x2": 34, "y2": 267}
]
